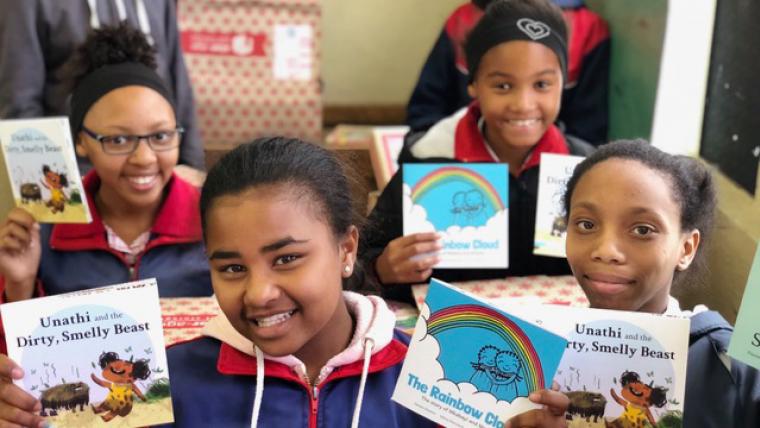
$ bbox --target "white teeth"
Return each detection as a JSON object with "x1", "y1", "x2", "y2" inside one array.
[
  {"x1": 256, "y1": 310, "x2": 294, "y2": 328},
  {"x1": 508, "y1": 119, "x2": 539, "y2": 127},
  {"x1": 128, "y1": 175, "x2": 157, "y2": 185}
]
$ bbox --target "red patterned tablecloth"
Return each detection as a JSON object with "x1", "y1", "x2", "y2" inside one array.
[{"x1": 160, "y1": 297, "x2": 221, "y2": 346}]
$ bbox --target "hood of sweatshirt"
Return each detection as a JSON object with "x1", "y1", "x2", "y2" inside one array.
[{"x1": 201, "y1": 291, "x2": 399, "y2": 428}]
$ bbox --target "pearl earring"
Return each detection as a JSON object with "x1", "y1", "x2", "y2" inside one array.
[{"x1": 344, "y1": 265, "x2": 351, "y2": 274}]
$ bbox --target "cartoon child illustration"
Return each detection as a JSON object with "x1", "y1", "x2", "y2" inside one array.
[
  {"x1": 451, "y1": 191, "x2": 467, "y2": 226},
  {"x1": 40, "y1": 164, "x2": 69, "y2": 213},
  {"x1": 90, "y1": 351, "x2": 151, "y2": 422},
  {"x1": 469, "y1": 346, "x2": 524, "y2": 402},
  {"x1": 608, "y1": 370, "x2": 668, "y2": 428},
  {"x1": 470, "y1": 345, "x2": 500, "y2": 391},
  {"x1": 463, "y1": 189, "x2": 487, "y2": 225},
  {"x1": 490, "y1": 350, "x2": 523, "y2": 401}
]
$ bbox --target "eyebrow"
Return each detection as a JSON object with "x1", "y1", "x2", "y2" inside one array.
[
  {"x1": 485, "y1": 69, "x2": 558, "y2": 79},
  {"x1": 207, "y1": 237, "x2": 309, "y2": 260},
  {"x1": 101, "y1": 121, "x2": 175, "y2": 133}
]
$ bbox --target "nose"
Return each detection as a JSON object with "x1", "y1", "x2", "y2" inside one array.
[
  {"x1": 589, "y1": 229, "x2": 626, "y2": 264},
  {"x1": 242, "y1": 271, "x2": 281, "y2": 308},
  {"x1": 128, "y1": 138, "x2": 158, "y2": 165},
  {"x1": 508, "y1": 87, "x2": 535, "y2": 112}
]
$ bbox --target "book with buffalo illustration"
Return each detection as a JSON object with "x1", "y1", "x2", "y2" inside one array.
[
  {"x1": 403, "y1": 163, "x2": 509, "y2": 269},
  {"x1": 0, "y1": 278, "x2": 173, "y2": 427},
  {"x1": 533, "y1": 153, "x2": 584, "y2": 258},
  {"x1": 392, "y1": 279, "x2": 568, "y2": 426},
  {"x1": 729, "y1": 243, "x2": 760, "y2": 370},
  {"x1": 503, "y1": 303, "x2": 690, "y2": 427},
  {"x1": 0, "y1": 117, "x2": 91, "y2": 223}
]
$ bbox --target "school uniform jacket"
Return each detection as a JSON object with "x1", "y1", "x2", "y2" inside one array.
[
  {"x1": 406, "y1": 3, "x2": 610, "y2": 145},
  {"x1": 362, "y1": 104, "x2": 595, "y2": 303},
  {"x1": 0, "y1": 171, "x2": 212, "y2": 353},
  {"x1": 685, "y1": 310, "x2": 760, "y2": 427},
  {"x1": 160, "y1": 292, "x2": 437, "y2": 428}
]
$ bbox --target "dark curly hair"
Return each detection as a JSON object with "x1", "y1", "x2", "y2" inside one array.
[
  {"x1": 98, "y1": 351, "x2": 151, "y2": 380},
  {"x1": 563, "y1": 139, "x2": 717, "y2": 289},
  {"x1": 60, "y1": 22, "x2": 157, "y2": 93},
  {"x1": 620, "y1": 371, "x2": 668, "y2": 408}
]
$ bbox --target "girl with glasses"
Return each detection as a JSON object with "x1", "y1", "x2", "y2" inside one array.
[{"x1": 0, "y1": 23, "x2": 212, "y2": 345}]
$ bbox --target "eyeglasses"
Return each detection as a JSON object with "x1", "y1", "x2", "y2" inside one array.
[{"x1": 81, "y1": 126, "x2": 184, "y2": 155}]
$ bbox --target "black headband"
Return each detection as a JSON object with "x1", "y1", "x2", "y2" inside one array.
[
  {"x1": 69, "y1": 63, "x2": 176, "y2": 139},
  {"x1": 466, "y1": 17, "x2": 568, "y2": 82}
]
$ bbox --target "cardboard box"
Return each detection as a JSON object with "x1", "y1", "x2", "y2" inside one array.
[{"x1": 178, "y1": 0, "x2": 322, "y2": 149}]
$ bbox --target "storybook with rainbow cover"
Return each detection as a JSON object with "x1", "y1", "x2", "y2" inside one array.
[
  {"x1": 392, "y1": 279, "x2": 567, "y2": 426},
  {"x1": 403, "y1": 163, "x2": 509, "y2": 269}
]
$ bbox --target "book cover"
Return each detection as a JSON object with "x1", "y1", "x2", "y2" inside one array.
[
  {"x1": 403, "y1": 163, "x2": 509, "y2": 269},
  {"x1": 728, "y1": 244, "x2": 760, "y2": 370},
  {"x1": 0, "y1": 117, "x2": 91, "y2": 223},
  {"x1": 533, "y1": 153, "x2": 584, "y2": 258},
  {"x1": 504, "y1": 303, "x2": 690, "y2": 427},
  {"x1": 392, "y1": 279, "x2": 568, "y2": 427},
  {"x1": 0, "y1": 279, "x2": 173, "y2": 427}
]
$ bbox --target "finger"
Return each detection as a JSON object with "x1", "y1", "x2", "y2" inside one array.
[
  {"x1": 398, "y1": 232, "x2": 440, "y2": 247},
  {"x1": 0, "y1": 357, "x2": 24, "y2": 381},
  {"x1": 0, "y1": 382, "x2": 42, "y2": 413},
  {"x1": 4, "y1": 223, "x2": 32, "y2": 248},
  {"x1": 1, "y1": 235, "x2": 26, "y2": 253},
  {"x1": 6, "y1": 208, "x2": 37, "y2": 230},
  {"x1": 399, "y1": 257, "x2": 439, "y2": 276},
  {"x1": 0, "y1": 402, "x2": 44, "y2": 428},
  {"x1": 529, "y1": 389, "x2": 569, "y2": 416},
  {"x1": 399, "y1": 241, "x2": 443, "y2": 260},
  {"x1": 505, "y1": 409, "x2": 540, "y2": 428}
]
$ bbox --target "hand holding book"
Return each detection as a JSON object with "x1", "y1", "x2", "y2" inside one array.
[
  {"x1": 0, "y1": 353, "x2": 46, "y2": 428},
  {"x1": 0, "y1": 207, "x2": 41, "y2": 302},
  {"x1": 375, "y1": 232, "x2": 441, "y2": 284}
]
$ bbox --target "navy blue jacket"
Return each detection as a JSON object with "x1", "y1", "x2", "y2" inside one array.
[
  {"x1": 160, "y1": 331, "x2": 437, "y2": 427},
  {"x1": 685, "y1": 310, "x2": 760, "y2": 427}
]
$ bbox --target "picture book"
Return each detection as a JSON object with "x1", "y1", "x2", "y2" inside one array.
[
  {"x1": 533, "y1": 153, "x2": 584, "y2": 258},
  {"x1": 0, "y1": 279, "x2": 173, "y2": 427},
  {"x1": 728, "y1": 243, "x2": 760, "y2": 370},
  {"x1": 392, "y1": 279, "x2": 568, "y2": 427},
  {"x1": 0, "y1": 117, "x2": 91, "y2": 223},
  {"x1": 503, "y1": 303, "x2": 690, "y2": 427},
  {"x1": 403, "y1": 163, "x2": 509, "y2": 269}
]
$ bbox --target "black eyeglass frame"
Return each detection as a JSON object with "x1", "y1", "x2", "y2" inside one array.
[{"x1": 81, "y1": 126, "x2": 184, "y2": 155}]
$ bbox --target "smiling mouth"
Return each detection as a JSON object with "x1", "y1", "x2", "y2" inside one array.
[
  {"x1": 504, "y1": 119, "x2": 541, "y2": 128},
  {"x1": 252, "y1": 310, "x2": 296, "y2": 328}
]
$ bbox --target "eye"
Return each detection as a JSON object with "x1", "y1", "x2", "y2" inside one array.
[
  {"x1": 219, "y1": 264, "x2": 246, "y2": 274},
  {"x1": 535, "y1": 80, "x2": 552, "y2": 90},
  {"x1": 151, "y1": 131, "x2": 172, "y2": 142},
  {"x1": 106, "y1": 135, "x2": 130, "y2": 145},
  {"x1": 274, "y1": 254, "x2": 300, "y2": 266},
  {"x1": 575, "y1": 219, "x2": 595, "y2": 231},
  {"x1": 492, "y1": 82, "x2": 511, "y2": 91},
  {"x1": 632, "y1": 225, "x2": 655, "y2": 236}
]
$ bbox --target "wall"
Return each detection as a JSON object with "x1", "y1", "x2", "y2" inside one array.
[
  {"x1": 584, "y1": 0, "x2": 667, "y2": 142},
  {"x1": 321, "y1": 0, "x2": 465, "y2": 106}
]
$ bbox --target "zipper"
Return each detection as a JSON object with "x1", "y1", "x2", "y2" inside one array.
[{"x1": 309, "y1": 384, "x2": 319, "y2": 428}]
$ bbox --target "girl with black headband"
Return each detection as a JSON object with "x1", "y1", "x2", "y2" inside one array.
[
  {"x1": 364, "y1": 0, "x2": 595, "y2": 298},
  {"x1": 0, "y1": 24, "x2": 212, "y2": 329}
]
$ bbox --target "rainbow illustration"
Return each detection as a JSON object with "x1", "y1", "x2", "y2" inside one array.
[
  {"x1": 427, "y1": 304, "x2": 545, "y2": 391},
  {"x1": 410, "y1": 166, "x2": 506, "y2": 211}
]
